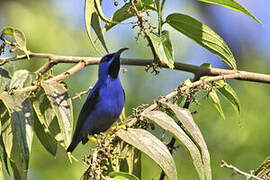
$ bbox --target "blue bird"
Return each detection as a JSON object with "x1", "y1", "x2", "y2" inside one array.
[{"x1": 67, "y1": 48, "x2": 127, "y2": 153}]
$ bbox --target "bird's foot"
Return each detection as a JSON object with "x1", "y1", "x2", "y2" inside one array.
[
  {"x1": 88, "y1": 135, "x2": 98, "y2": 143},
  {"x1": 108, "y1": 124, "x2": 127, "y2": 132},
  {"x1": 67, "y1": 152, "x2": 79, "y2": 164}
]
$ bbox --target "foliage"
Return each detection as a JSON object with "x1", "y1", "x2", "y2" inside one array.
[{"x1": 0, "y1": 0, "x2": 268, "y2": 180}]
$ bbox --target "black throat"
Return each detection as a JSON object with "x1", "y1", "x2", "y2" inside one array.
[{"x1": 108, "y1": 56, "x2": 120, "y2": 79}]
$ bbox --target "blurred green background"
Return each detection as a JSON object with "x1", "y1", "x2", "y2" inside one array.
[{"x1": 1, "y1": 0, "x2": 270, "y2": 179}]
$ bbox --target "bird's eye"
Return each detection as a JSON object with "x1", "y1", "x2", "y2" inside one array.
[{"x1": 101, "y1": 54, "x2": 114, "y2": 63}]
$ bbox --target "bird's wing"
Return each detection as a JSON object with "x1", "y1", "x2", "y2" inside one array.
[{"x1": 72, "y1": 85, "x2": 100, "y2": 143}]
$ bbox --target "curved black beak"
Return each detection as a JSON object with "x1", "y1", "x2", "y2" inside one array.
[{"x1": 114, "y1": 48, "x2": 128, "y2": 58}]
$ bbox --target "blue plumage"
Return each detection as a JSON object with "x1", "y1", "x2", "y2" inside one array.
[{"x1": 67, "y1": 48, "x2": 127, "y2": 152}]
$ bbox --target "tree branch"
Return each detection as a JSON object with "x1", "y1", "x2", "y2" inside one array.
[
  {"x1": 2, "y1": 51, "x2": 270, "y2": 84},
  {"x1": 221, "y1": 160, "x2": 263, "y2": 180},
  {"x1": 14, "y1": 61, "x2": 87, "y2": 94},
  {"x1": 124, "y1": 73, "x2": 256, "y2": 132}
]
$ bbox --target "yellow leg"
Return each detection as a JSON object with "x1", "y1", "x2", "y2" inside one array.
[
  {"x1": 67, "y1": 152, "x2": 79, "y2": 164},
  {"x1": 88, "y1": 135, "x2": 98, "y2": 143},
  {"x1": 108, "y1": 125, "x2": 127, "y2": 132}
]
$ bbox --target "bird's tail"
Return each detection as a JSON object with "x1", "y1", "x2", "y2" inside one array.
[{"x1": 67, "y1": 139, "x2": 79, "y2": 153}]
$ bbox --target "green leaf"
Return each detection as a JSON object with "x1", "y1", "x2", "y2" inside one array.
[
  {"x1": 154, "y1": 0, "x2": 160, "y2": 13},
  {"x1": 164, "y1": 102, "x2": 212, "y2": 180},
  {"x1": 85, "y1": 0, "x2": 108, "y2": 54},
  {"x1": 124, "y1": 147, "x2": 141, "y2": 178},
  {"x1": 200, "y1": 63, "x2": 212, "y2": 68},
  {"x1": 0, "y1": 60, "x2": 15, "y2": 93},
  {"x1": 110, "y1": 142, "x2": 141, "y2": 178},
  {"x1": 166, "y1": 13, "x2": 236, "y2": 69},
  {"x1": 198, "y1": 0, "x2": 262, "y2": 25},
  {"x1": 1, "y1": 27, "x2": 30, "y2": 59},
  {"x1": 13, "y1": 29, "x2": 29, "y2": 59},
  {"x1": 0, "y1": 157, "x2": 3, "y2": 180},
  {"x1": 31, "y1": 89, "x2": 59, "y2": 156},
  {"x1": 1, "y1": 27, "x2": 14, "y2": 35},
  {"x1": 149, "y1": 30, "x2": 174, "y2": 68},
  {"x1": 33, "y1": 111, "x2": 58, "y2": 156},
  {"x1": 92, "y1": 12, "x2": 108, "y2": 53},
  {"x1": 41, "y1": 81, "x2": 73, "y2": 149},
  {"x1": 117, "y1": 128, "x2": 177, "y2": 180},
  {"x1": 33, "y1": 113, "x2": 58, "y2": 156},
  {"x1": 0, "y1": 92, "x2": 34, "y2": 180},
  {"x1": 108, "y1": 171, "x2": 140, "y2": 180},
  {"x1": 216, "y1": 80, "x2": 240, "y2": 120},
  {"x1": 145, "y1": 111, "x2": 206, "y2": 180},
  {"x1": 94, "y1": 0, "x2": 120, "y2": 25},
  {"x1": 103, "y1": 0, "x2": 155, "y2": 33},
  {"x1": 0, "y1": 113, "x2": 10, "y2": 175},
  {"x1": 119, "y1": 144, "x2": 141, "y2": 178},
  {"x1": 0, "y1": 68, "x2": 11, "y2": 93},
  {"x1": 209, "y1": 90, "x2": 225, "y2": 120},
  {"x1": 10, "y1": 70, "x2": 34, "y2": 90},
  {"x1": 155, "y1": 0, "x2": 166, "y2": 34}
]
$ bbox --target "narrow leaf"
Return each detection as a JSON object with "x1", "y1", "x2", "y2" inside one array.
[
  {"x1": 216, "y1": 80, "x2": 240, "y2": 120},
  {"x1": 0, "y1": 157, "x2": 3, "y2": 180},
  {"x1": 166, "y1": 13, "x2": 236, "y2": 69},
  {"x1": 33, "y1": 110, "x2": 58, "y2": 156},
  {"x1": 31, "y1": 89, "x2": 62, "y2": 145},
  {"x1": 108, "y1": 171, "x2": 140, "y2": 180},
  {"x1": 164, "y1": 102, "x2": 212, "y2": 180},
  {"x1": 91, "y1": 12, "x2": 108, "y2": 53},
  {"x1": 145, "y1": 111, "x2": 206, "y2": 180},
  {"x1": 85, "y1": 0, "x2": 108, "y2": 54},
  {"x1": 0, "y1": 92, "x2": 34, "y2": 180},
  {"x1": 41, "y1": 81, "x2": 73, "y2": 149},
  {"x1": 0, "y1": 103, "x2": 10, "y2": 175},
  {"x1": 94, "y1": 0, "x2": 120, "y2": 24},
  {"x1": 117, "y1": 128, "x2": 177, "y2": 180},
  {"x1": 149, "y1": 30, "x2": 174, "y2": 68},
  {"x1": 209, "y1": 90, "x2": 225, "y2": 120},
  {"x1": 103, "y1": 0, "x2": 154, "y2": 33},
  {"x1": 198, "y1": 0, "x2": 262, "y2": 25}
]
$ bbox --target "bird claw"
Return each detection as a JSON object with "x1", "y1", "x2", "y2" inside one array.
[
  {"x1": 108, "y1": 125, "x2": 127, "y2": 132},
  {"x1": 67, "y1": 152, "x2": 79, "y2": 164}
]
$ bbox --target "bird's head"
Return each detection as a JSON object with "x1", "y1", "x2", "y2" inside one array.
[{"x1": 98, "y1": 48, "x2": 128, "y2": 79}]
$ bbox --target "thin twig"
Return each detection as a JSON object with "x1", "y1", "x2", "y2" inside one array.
[
  {"x1": 35, "y1": 60, "x2": 55, "y2": 75},
  {"x1": 221, "y1": 160, "x2": 263, "y2": 180},
  {"x1": 72, "y1": 86, "x2": 92, "y2": 100}
]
